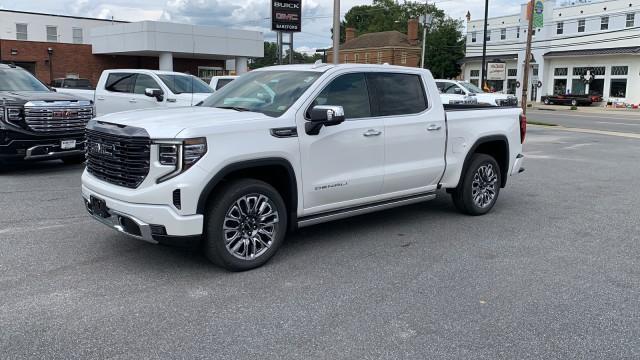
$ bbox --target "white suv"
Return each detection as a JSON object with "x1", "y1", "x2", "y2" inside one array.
[{"x1": 83, "y1": 64, "x2": 526, "y2": 271}]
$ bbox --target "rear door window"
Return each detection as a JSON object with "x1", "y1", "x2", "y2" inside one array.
[
  {"x1": 105, "y1": 73, "x2": 135, "y2": 93},
  {"x1": 311, "y1": 73, "x2": 371, "y2": 119},
  {"x1": 367, "y1": 73, "x2": 428, "y2": 116}
]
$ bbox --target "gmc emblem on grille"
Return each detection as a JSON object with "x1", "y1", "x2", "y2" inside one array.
[
  {"x1": 52, "y1": 110, "x2": 78, "y2": 119},
  {"x1": 89, "y1": 142, "x2": 115, "y2": 156}
]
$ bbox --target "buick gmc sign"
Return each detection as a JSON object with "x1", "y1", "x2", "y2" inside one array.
[{"x1": 272, "y1": 0, "x2": 302, "y2": 32}]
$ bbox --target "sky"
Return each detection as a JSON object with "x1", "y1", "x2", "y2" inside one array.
[{"x1": 0, "y1": 0, "x2": 523, "y2": 54}]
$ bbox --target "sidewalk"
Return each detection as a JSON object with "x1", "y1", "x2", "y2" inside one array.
[{"x1": 532, "y1": 104, "x2": 640, "y2": 115}]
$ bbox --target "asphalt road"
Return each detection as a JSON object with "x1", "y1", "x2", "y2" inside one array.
[
  {"x1": 1, "y1": 127, "x2": 639, "y2": 359},
  {"x1": 528, "y1": 109, "x2": 640, "y2": 134}
]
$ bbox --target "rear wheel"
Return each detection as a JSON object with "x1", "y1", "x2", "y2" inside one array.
[
  {"x1": 543, "y1": 98, "x2": 550, "y2": 105},
  {"x1": 451, "y1": 154, "x2": 501, "y2": 216},
  {"x1": 204, "y1": 179, "x2": 287, "y2": 271}
]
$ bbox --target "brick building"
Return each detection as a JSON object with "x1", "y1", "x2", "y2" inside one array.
[
  {"x1": 328, "y1": 18, "x2": 422, "y2": 67},
  {"x1": 0, "y1": 10, "x2": 263, "y2": 86}
]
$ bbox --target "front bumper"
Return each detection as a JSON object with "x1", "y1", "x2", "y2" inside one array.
[
  {"x1": 0, "y1": 131, "x2": 85, "y2": 160},
  {"x1": 82, "y1": 184, "x2": 204, "y2": 244}
]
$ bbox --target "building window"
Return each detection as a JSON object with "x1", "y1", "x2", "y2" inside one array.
[
  {"x1": 610, "y1": 79, "x2": 627, "y2": 97},
  {"x1": 401, "y1": 52, "x2": 407, "y2": 65},
  {"x1": 344, "y1": 54, "x2": 349, "y2": 64},
  {"x1": 626, "y1": 13, "x2": 635, "y2": 28},
  {"x1": 601, "y1": 16, "x2": 609, "y2": 30},
  {"x1": 611, "y1": 66, "x2": 628, "y2": 76},
  {"x1": 508, "y1": 69, "x2": 517, "y2": 77},
  {"x1": 486, "y1": 30, "x2": 491, "y2": 41},
  {"x1": 554, "y1": 68, "x2": 568, "y2": 76},
  {"x1": 354, "y1": 53, "x2": 360, "y2": 63},
  {"x1": 365, "y1": 53, "x2": 369, "y2": 64},
  {"x1": 578, "y1": 19, "x2": 586, "y2": 33},
  {"x1": 573, "y1": 67, "x2": 605, "y2": 76},
  {"x1": 16, "y1": 23, "x2": 28, "y2": 40},
  {"x1": 470, "y1": 79, "x2": 479, "y2": 86},
  {"x1": 533, "y1": 66, "x2": 539, "y2": 76},
  {"x1": 557, "y1": 22, "x2": 564, "y2": 35},
  {"x1": 46, "y1": 26, "x2": 58, "y2": 42},
  {"x1": 500, "y1": 28, "x2": 506, "y2": 40},
  {"x1": 553, "y1": 79, "x2": 568, "y2": 95},
  {"x1": 72, "y1": 28, "x2": 83, "y2": 44},
  {"x1": 471, "y1": 31, "x2": 477, "y2": 43},
  {"x1": 377, "y1": 51, "x2": 382, "y2": 64},
  {"x1": 470, "y1": 69, "x2": 480, "y2": 77},
  {"x1": 517, "y1": 27, "x2": 520, "y2": 39}
]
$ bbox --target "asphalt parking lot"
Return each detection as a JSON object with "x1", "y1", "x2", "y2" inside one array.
[{"x1": 1, "y1": 126, "x2": 639, "y2": 359}]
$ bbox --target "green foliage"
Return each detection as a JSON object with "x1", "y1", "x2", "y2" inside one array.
[
  {"x1": 341, "y1": 0, "x2": 465, "y2": 78},
  {"x1": 250, "y1": 42, "x2": 323, "y2": 69}
]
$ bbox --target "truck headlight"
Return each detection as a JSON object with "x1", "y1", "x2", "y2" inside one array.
[{"x1": 156, "y1": 137, "x2": 207, "y2": 183}]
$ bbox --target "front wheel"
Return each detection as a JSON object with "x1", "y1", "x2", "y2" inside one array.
[
  {"x1": 204, "y1": 179, "x2": 287, "y2": 271},
  {"x1": 451, "y1": 154, "x2": 501, "y2": 216},
  {"x1": 571, "y1": 99, "x2": 578, "y2": 107},
  {"x1": 543, "y1": 98, "x2": 550, "y2": 105}
]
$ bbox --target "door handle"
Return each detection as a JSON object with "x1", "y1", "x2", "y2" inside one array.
[
  {"x1": 129, "y1": 99, "x2": 137, "y2": 103},
  {"x1": 427, "y1": 124, "x2": 442, "y2": 131},
  {"x1": 96, "y1": 97, "x2": 105, "y2": 101},
  {"x1": 363, "y1": 129, "x2": 382, "y2": 137}
]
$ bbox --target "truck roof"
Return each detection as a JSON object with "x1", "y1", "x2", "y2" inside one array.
[
  {"x1": 101, "y1": 69, "x2": 196, "y2": 76},
  {"x1": 254, "y1": 63, "x2": 432, "y2": 74}
]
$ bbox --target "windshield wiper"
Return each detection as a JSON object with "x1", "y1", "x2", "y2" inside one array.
[{"x1": 215, "y1": 106, "x2": 252, "y2": 112}]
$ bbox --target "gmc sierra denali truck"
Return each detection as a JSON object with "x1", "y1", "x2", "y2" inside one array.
[
  {"x1": 82, "y1": 64, "x2": 526, "y2": 271},
  {"x1": 0, "y1": 63, "x2": 93, "y2": 166}
]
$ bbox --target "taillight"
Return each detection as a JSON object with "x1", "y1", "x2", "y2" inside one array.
[{"x1": 519, "y1": 113, "x2": 527, "y2": 143}]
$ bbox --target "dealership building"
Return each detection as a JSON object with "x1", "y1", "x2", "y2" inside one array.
[
  {"x1": 0, "y1": 10, "x2": 263, "y2": 86},
  {"x1": 462, "y1": 0, "x2": 640, "y2": 104}
]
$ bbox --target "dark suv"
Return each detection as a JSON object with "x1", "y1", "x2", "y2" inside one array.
[{"x1": 0, "y1": 63, "x2": 93, "y2": 166}]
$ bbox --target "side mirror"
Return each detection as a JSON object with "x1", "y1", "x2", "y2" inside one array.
[
  {"x1": 306, "y1": 105, "x2": 345, "y2": 135},
  {"x1": 145, "y1": 88, "x2": 164, "y2": 102}
]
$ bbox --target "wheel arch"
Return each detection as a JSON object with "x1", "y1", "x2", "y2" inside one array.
[
  {"x1": 197, "y1": 158, "x2": 299, "y2": 232},
  {"x1": 461, "y1": 135, "x2": 510, "y2": 188}
]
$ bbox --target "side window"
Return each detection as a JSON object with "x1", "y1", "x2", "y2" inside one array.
[
  {"x1": 367, "y1": 73, "x2": 428, "y2": 116},
  {"x1": 312, "y1": 73, "x2": 371, "y2": 119},
  {"x1": 444, "y1": 84, "x2": 461, "y2": 94},
  {"x1": 134, "y1": 74, "x2": 160, "y2": 94},
  {"x1": 105, "y1": 73, "x2": 135, "y2": 93},
  {"x1": 435, "y1": 82, "x2": 445, "y2": 93},
  {"x1": 216, "y1": 79, "x2": 233, "y2": 90}
]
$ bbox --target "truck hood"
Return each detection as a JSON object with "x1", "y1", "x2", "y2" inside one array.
[
  {"x1": 172, "y1": 93, "x2": 212, "y2": 106},
  {"x1": 92, "y1": 106, "x2": 273, "y2": 138},
  {"x1": 0, "y1": 91, "x2": 87, "y2": 106}
]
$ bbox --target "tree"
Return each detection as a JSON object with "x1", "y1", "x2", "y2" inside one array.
[
  {"x1": 341, "y1": 0, "x2": 464, "y2": 78},
  {"x1": 250, "y1": 42, "x2": 323, "y2": 69}
]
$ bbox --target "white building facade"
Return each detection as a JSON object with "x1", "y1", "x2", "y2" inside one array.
[{"x1": 462, "y1": 0, "x2": 640, "y2": 104}]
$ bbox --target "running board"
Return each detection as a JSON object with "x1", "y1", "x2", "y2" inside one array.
[{"x1": 297, "y1": 193, "x2": 437, "y2": 228}]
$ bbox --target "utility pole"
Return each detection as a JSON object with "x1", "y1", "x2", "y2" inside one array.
[
  {"x1": 332, "y1": 0, "x2": 340, "y2": 64},
  {"x1": 480, "y1": 0, "x2": 489, "y2": 90},
  {"x1": 420, "y1": 0, "x2": 428, "y2": 69},
  {"x1": 521, "y1": 0, "x2": 535, "y2": 114}
]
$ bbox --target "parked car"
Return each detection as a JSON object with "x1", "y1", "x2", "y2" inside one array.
[
  {"x1": 56, "y1": 69, "x2": 214, "y2": 116},
  {"x1": 210, "y1": 76, "x2": 237, "y2": 91},
  {"x1": 436, "y1": 79, "x2": 518, "y2": 107},
  {"x1": 541, "y1": 94, "x2": 594, "y2": 106},
  {"x1": 51, "y1": 77, "x2": 93, "y2": 89},
  {"x1": 82, "y1": 64, "x2": 526, "y2": 271},
  {"x1": 0, "y1": 63, "x2": 92, "y2": 166}
]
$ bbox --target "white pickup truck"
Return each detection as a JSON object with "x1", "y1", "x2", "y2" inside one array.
[
  {"x1": 57, "y1": 69, "x2": 213, "y2": 116},
  {"x1": 436, "y1": 79, "x2": 518, "y2": 107},
  {"x1": 82, "y1": 64, "x2": 526, "y2": 271}
]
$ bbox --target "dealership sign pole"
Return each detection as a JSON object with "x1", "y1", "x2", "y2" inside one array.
[{"x1": 272, "y1": 0, "x2": 302, "y2": 65}]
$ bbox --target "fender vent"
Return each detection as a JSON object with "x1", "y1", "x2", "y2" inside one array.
[{"x1": 173, "y1": 189, "x2": 182, "y2": 210}]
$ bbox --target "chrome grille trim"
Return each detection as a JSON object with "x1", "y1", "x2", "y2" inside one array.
[{"x1": 23, "y1": 100, "x2": 93, "y2": 133}]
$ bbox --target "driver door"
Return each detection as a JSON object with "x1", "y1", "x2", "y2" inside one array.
[{"x1": 297, "y1": 72, "x2": 385, "y2": 215}]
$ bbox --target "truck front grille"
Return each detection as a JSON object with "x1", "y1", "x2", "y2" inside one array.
[
  {"x1": 86, "y1": 129, "x2": 151, "y2": 189},
  {"x1": 23, "y1": 104, "x2": 93, "y2": 133}
]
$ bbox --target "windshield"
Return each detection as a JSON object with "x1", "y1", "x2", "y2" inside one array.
[
  {"x1": 459, "y1": 81, "x2": 485, "y2": 94},
  {"x1": 158, "y1": 75, "x2": 213, "y2": 94},
  {"x1": 0, "y1": 68, "x2": 49, "y2": 91},
  {"x1": 201, "y1": 70, "x2": 322, "y2": 117}
]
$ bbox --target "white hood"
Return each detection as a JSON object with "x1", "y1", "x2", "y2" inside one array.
[
  {"x1": 93, "y1": 106, "x2": 272, "y2": 139},
  {"x1": 172, "y1": 93, "x2": 212, "y2": 106}
]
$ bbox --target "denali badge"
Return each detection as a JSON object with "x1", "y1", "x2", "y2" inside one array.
[
  {"x1": 52, "y1": 110, "x2": 78, "y2": 119},
  {"x1": 89, "y1": 142, "x2": 115, "y2": 156}
]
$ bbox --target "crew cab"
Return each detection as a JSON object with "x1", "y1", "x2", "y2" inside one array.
[
  {"x1": 57, "y1": 69, "x2": 213, "y2": 116},
  {"x1": 82, "y1": 64, "x2": 526, "y2": 271},
  {"x1": 436, "y1": 79, "x2": 518, "y2": 107},
  {"x1": 0, "y1": 63, "x2": 92, "y2": 165}
]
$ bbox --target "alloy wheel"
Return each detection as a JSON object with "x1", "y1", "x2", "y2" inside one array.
[
  {"x1": 222, "y1": 194, "x2": 279, "y2": 260},
  {"x1": 471, "y1": 164, "x2": 498, "y2": 208}
]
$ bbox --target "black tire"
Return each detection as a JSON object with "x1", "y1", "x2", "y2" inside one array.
[
  {"x1": 571, "y1": 99, "x2": 578, "y2": 107},
  {"x1": 451, "y1": 154, "x2": 501, "y2": 216},
  {"x1": 62, "y1": 155, "x2": 86, "y2": 165},
  {"x1": 543, "y1": 98, "x2": 550, "y2": 105},
  {"x1": 204, "y1": 179, "x2": 287, "y2": 271}
]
